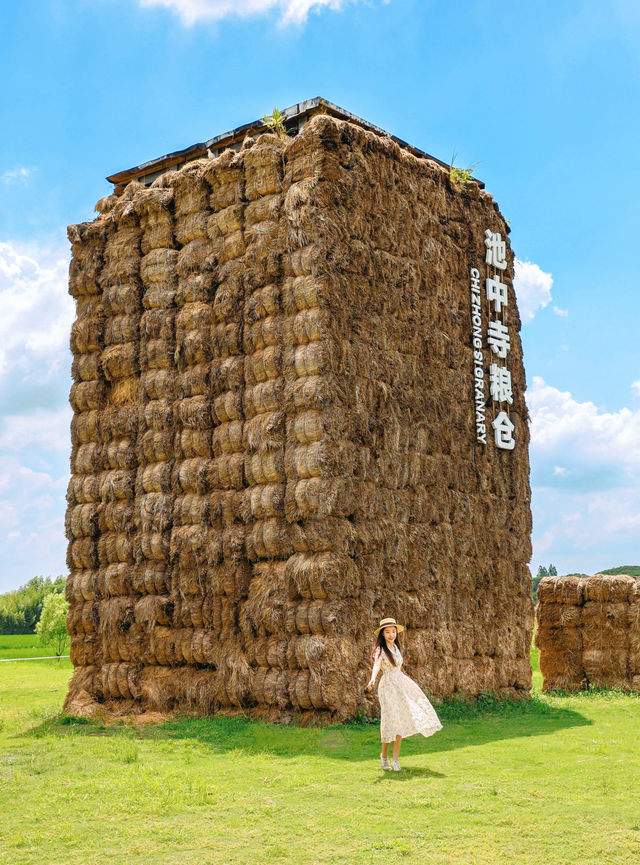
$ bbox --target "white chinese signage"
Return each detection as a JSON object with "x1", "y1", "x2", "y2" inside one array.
[{"x1": 468, "y1": 228, "x2": 516, "y2": 450}]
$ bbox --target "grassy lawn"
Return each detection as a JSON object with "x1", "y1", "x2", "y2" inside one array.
[
  {"x1": 0, "y1": 633, "x2": 63, "y2": 659},
  {"x1": 1, "y1": 636, "x2": 639, "y2": 865}
]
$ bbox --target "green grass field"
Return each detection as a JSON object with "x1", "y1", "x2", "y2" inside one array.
[
  {"x1": 0, "y1": 633, "x2": 64, "y2": 659},
  {"x1": 1, "y1": 635, "x2": 639, "y2": 865}
]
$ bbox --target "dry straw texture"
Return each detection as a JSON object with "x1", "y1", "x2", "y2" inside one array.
[
  {"x1": 65, "y1": 114, "x2": 532, "y2": 722},
  {"x1": 536, "y1": 574, "x2": 640, "y2": 691}
]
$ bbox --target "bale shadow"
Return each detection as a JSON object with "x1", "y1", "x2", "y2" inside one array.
[{"x1": 24, "y1": 697, "x2": 592, "y2": 764}]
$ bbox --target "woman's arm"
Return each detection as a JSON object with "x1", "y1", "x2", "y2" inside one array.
[{"x1": 365, "y1": 650, "x2": 382, "y2": 692}]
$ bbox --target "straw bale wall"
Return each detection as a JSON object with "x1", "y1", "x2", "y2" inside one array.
[
  {"x1": 536, "y1": 574, "x2": 640, "y2": 691},
  {"x1": 65, "y1": 113, "x2": 532, "y2": 722}
]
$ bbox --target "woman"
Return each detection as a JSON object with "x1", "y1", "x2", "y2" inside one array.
[{"x1": 365, "y1": 617, "x2": 442, "y2": 771}]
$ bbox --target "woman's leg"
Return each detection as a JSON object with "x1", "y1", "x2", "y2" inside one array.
[
  {"x1": 392, "y1": 735, "x2": 402, "y2": 761},
  {"x1": 381, "y1": 741, "x2": 390, "y2": 759}
]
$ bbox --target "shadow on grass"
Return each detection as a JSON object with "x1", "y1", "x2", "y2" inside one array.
[
  {"x1": 23, "y1": 693, "x2": 592, "y2": 763},
  {"x1": 373, "y1": 766, "x2": 447, "y2": 783}
]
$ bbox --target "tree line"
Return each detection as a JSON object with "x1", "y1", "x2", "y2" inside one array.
[
  {"x1": 531, "y1": 564, "x2": 640, "y2": 604},
  {"x1": 531, "y1": 564, "x2": 557, "y2": 603},
  {"x1": 0, "y1": 575, "x2": 66, "y2": 634}
]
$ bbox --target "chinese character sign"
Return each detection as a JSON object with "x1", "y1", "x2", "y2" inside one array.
[
  {"x1": 484, "y1": 229, "x2": 507, "y2": 270},
  {"x1": 487, "y1": 320, "x2": 510, "y2": 359},
  {"x1": 492, "y1": 411, "x2": 515, "y2": 450},
  {"x1": 489, "y1": 364, "x2": 513, "y2": 404},
  {"x1": 470, "y1": 228, "x2": 516, "y2": 451},
  {"x1": 485, "y1": 276, "x2": 508, "y2": 313}
]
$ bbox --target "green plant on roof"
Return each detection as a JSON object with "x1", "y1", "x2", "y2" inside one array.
[
  {"x1": 263, "y1": 107, "x2": 287, "y2": 139},
  {"x1": 449, "y1": 150, "x2": 480, "y2": 188}
]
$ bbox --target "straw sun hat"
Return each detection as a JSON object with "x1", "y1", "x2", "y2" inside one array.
[{"x1": 374, "y1": 617, "x2": 405, "y2": 636}]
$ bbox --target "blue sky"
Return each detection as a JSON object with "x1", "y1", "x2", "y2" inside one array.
[{"x1": 1, "y1": 0, "x2": 639, "y2": 591}]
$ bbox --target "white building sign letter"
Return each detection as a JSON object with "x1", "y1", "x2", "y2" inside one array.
[
  {"x1": 492, "y1": 411, "x2": 515, "y2": 450},
  {"x1": 487, "y1": 320, "x2": 511, "y2": 359},
  {"x1": 489, "y1": 364, "x2": 513, "y2": 404},
  {"x1": 486, "y1": 275, "x2": 509, "y2": 313},
  {"x1": 484, "y1": 229, "x2": 507, "y2": 270}
]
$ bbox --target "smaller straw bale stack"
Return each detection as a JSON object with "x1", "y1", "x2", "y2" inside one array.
[{"x1": 536, "y1": 574, "x2": 640, "y2": 691}]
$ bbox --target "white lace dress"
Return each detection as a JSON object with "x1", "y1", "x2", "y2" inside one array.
[{"x1": 375, "y1": 644, "x2": 443, "y2": 743}]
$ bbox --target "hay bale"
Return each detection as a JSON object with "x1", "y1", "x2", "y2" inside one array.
[
  {"x1": 537, "y1": 574, "x2": 640, "y2": 691},
  {"x1": 537, "y1": 575, "x2": 583, "y2": 605},
  {"x1": 583, "y1": 574, "x2": 635, "y2": 602}
]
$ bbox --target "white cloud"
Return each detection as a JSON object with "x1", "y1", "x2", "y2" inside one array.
[
  {"x1": 0, "y1": 407, "x2": 72, "y2": 455},
  {"x1": 139, "y1": 0, "x2": 362, "y2": 24},
  {"x1": 1, "y1": 166, "x2": 35, "y2": 185},
  {"x1": 527, "y1": 375, "x2": 640, "y2": 490},
  {"x1": 528, "y1": 377, "x2": 640, "y2": 573},
  {"x1": 531, "y1": 486, "x2": 640, "y2": 571},
  {"x1": 0, "y1": 241, "x2": 73, "y2": 396},
  {"x1": 0, "y1": 455, "x2": 68, "y2": 590},
  {"x1": 552, "y1": 305, "x2": 568, "y2": 317},
  {"x1": 0, "y1": 241, "x2": 73, "y2": 590},
  {"x1": 631, "y1": 380, "x2": 640, "y2": 397},
  {"x1": 513, "y1": 258, "x2": 554, "y2": 323}
]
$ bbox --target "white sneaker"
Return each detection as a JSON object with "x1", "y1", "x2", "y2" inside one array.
[
  {"x1": 391, "y1": 759, "x2": 401, "y2": 772},
  {"x1": 380, "y1": 753, "x2": 391, "y2": 770}
]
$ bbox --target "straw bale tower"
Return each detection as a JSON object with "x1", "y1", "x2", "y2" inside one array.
[{"x1": 64, "y1": 105, "x2": 533, "y2": 722}]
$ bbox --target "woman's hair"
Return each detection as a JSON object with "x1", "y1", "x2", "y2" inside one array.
[{"x1": 371, "y1": 629, "x2": 402, "y2": 667}]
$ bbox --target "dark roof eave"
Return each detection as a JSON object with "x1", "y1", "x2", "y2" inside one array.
[{"x1": 106, "y1": 97, "x2": 484, "y2": 189}]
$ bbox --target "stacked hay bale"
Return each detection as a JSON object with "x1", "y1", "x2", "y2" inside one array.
[
  {"x1": 535, "y1": 576, "x2": 585, "y2": 691},
  {"x1": 276, "y1": 117, "x2": 532, "y2": 703},
  {"x1": 65, "y1": 112, "x2": 533, "y2": 721},
  {"x1": 66, "y1": 218, "x2": 106, "y2": 695},
  {"x1": 278, "y1": 134, "x2": 366, "y2": 720},
  {"x1": 236, "y1": 140, "x2": 292, "y2": 717},
  {"x1": 166, "y1": 163, "x2": 219, "y2": 706},
  {"x1": 66, "y1": 191, "x2": 145, "y2": 705},
  {"x1": 135, "y1": 182, "x2": 180, "y2": 706},
  {"x1": 203, "y1": 151, "x2": 251, "y2": 709},
  {"x1": 536, "y1": 574, "x2": 639, "y2": 690},
  {"x1": 96, "y1": 199, "x2": 144, "y2": 705}
]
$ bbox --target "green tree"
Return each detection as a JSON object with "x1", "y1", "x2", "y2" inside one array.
[
  {"x1": 599, "y1": 565, "x2": 640, "y2": 576},
  {"x1": 0, "y1": 575, "x2": 66, "y2": 634},
  {"x1": 532, "y1": 565, "x2": 559, "y2": 603},
  {"x1": 35, "y1": 593, "x2": 69, "y2": 659},
  {"x1": 531, "y1": 575, "x2": 542, "y2": 604}
]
